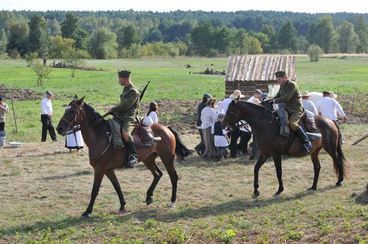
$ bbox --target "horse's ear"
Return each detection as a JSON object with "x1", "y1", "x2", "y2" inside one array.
[{"x1": 76, "y1": 96, "x2": 85, "y2": 105}]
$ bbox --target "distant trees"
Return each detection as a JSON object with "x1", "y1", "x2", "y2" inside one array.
[
  {"x1": 337, "y1": 21, "x2": 359, "y2": 53},
  {"x1": 88, "y1": 28, "x2": 118, "y2": 59},
  {"x1": 278, "y1": 21, "x2": 298, "y2": 52},
  {"x1": 28, "y1": 15, "x2": 49, "y2": 57},
  {"x1": 355, "y1": 16, "x2": 368, "y2": 53},
  {"x1": 0, "y1": 11, "x2": 368, "y2": 58}
]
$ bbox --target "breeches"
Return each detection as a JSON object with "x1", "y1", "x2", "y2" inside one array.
[{"x1": 288, "y1": 111, "x2": 303, "y2": 131}]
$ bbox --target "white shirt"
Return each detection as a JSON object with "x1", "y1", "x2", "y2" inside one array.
[
  {"x1": 247, "y1": 96, "x2": 261, "y2": 105},
  {"x1": 200, "y1": 106, "x2": 216, "y2": 129},
  {"x1": 41, "y1": 97, "x2": 52, "y2": 115},
  {"x1": 148, "y1": 111, "x2": 158, "y2": 124},
  {"x1": 316, "y1": 97, "x2": 346, "y2": 121},
  {"x1": 0, "y1": 103, "x2": 9, "y2": 123},
  {"x1": 302, "y1": 99, "x2": 318, "y2": 115},
  {"x1": 217, "y1": 97, "x2": 233, "y2": 114}
]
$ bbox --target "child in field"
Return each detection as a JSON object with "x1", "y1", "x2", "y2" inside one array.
[{"x1": 213, "y1": 113, "x2": 229, "y2": 160}]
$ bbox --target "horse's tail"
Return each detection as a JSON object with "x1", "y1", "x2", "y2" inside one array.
[
  {"x1": 168, "y1": 126, "x2": 192, "y2": 161},
  {"x1": 334, "y1": 131, "x2": 349, "y2": 178}
]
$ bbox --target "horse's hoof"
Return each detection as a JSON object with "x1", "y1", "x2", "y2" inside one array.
[
  {"x1": 253, "y1": 191, "x2": 260, "y2": 198},
  {"x1": 168, "y1": 202, "x2": 176, "y2": 208},
  {"x1": 335, "y1": 181, "x2": 343, "y2": 187},
  {"x1": 307, "y1": 186, "x2": 317, "y2": 191},
  {"x1": 146, "y1": 198, "x2": 153, "y2": 205},
  {"x1": 274, "y1": 191, "x2": 282, "y2": 197},
  {"x1": 81, "y1": 212, "x2": 89, "y2": 218},
  {"x1": 117, "y1": 209, "x2": 128, "y2": 215}
]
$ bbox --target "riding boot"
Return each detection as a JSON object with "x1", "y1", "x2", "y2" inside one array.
[
  {"x1": 126, "y1": 140, "x2": 138, "y2": 168},
  {"x1": 295, "y1": 127, "x2": 312, "y2": 153}
]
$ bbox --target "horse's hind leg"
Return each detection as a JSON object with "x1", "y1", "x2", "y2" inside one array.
[
  {"x1": 105, "y1": 170, "x2": 126, "y2": 213},
  {"x1": 253, "y1": 154, "x2": 268, "y2": 198},
  {"x1": 160, "y1": 154, "x2": 178, "y2": 207},
  {"x1": 273, "y1": 155, "x2": 284, "y2": 196},
  {"x1": 309, "y1": 147, "x2": 322, "y2": 191},
  {"x1": 143, "y1": 154, "x2": 162, "y2": 205},
  {"x1": 82, "y1": 168, "x2": 104, "y2": 218}
]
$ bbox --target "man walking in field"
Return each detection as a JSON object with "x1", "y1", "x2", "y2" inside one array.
[
  {"x1": 267, "y1": 71, "x2": 312, "y2": 153},
  {"x1": 108, "y1": 70, "x2": 141, "y2": 168},
  {"x1": 40, "y1": 91, "x2": 57, "y2": 142}
]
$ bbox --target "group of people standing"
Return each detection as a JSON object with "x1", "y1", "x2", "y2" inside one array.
[
  {"x1": 195, "y1": 89, "x2": 266, "y2": 160},
  {"x1": 195, "y1": 70, "x2": 348, "y2": 161}
]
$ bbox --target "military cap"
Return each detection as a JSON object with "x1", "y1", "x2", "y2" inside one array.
[
  {"x1": 275, "y1": 71, "x2": 287, "y2": 78},
  {"x1": 118, "y1": 70, "x2": 131, "y2": 78}
]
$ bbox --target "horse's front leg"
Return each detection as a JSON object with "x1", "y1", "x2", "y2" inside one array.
[
  {"x1": 105, "y1": 170, "x2": 126, "y2": 213},
  {"x1": 273, "y1": 155, "x2": 284, "y2": 196},
  {"x1": 82, "y1": 169, "x2": 104, "y2": 218},
  {"x1": 253, "y1": 154, "x2": 268, "y2": 198}
]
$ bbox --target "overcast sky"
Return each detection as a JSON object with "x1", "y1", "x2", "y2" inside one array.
[{"x1": 0, "y1": 0, "x2": 367, "y2": 13}]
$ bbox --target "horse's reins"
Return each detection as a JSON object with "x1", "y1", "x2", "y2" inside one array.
[{"x1": 62, "y1": 105, "x2": 112, "y2": 163}]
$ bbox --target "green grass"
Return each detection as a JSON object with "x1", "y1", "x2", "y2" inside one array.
[{"x1": 0, "y1": 55, "x2": 368, "y2": 142}]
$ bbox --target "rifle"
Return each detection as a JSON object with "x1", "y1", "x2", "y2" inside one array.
[{"x1": 100, "y1": 81, "x2": 151, "y2": 119}]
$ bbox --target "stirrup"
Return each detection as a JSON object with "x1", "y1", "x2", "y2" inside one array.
[{"x1": 126, "y1": 155, "x2": 138, "y2": 168}]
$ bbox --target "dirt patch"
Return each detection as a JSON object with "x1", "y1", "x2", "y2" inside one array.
[
  {"x1": 339, "y1": 94, "x2": 368, "y2": 123},
  {"x1": 0, "y1": 85, "x2": 42, "y2": 101}
]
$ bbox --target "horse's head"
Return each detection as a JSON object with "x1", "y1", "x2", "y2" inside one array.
[
  {"x1": 223, "y1": 100, "x2": 242, "y2": 131},
  {"x1": 56, "y1": 96, "x2": 85, "y2": 136}
]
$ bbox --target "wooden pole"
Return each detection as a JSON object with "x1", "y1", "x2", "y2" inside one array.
[
  {"x1": 352, "y1": 134, "x2": 368, "y2": 145},
  {"x1": 10, "y1": 98, "x2": 17, "y2": 134}
]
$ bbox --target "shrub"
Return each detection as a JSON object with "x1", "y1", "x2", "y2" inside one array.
[{"x1": 307, "y1": 44, "x2": 324, "y2": 62}]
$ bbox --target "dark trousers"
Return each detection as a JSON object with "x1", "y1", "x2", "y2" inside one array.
[
  {"x1": 238, "y1": 130, "x2": 251, "y2": 154},
  {"x1": 194, "y1": 129, "x2": 205, "y2": 155},
  {"x1": 229, "y1": 128, "x2": 240, "y2": 158},
  {"x1": 41, "y1": 114, "x2": 57, "y2": 142},
  {"x1": 0, "y1": 122, "x2": 4, "y2": 132}
]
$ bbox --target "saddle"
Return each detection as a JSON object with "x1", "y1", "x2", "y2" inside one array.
[{"x1": 132, "y1": 118, "x2": 161, "y2": 148}]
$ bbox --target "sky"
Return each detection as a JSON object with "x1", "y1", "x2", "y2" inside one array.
[{"x1": 0, "y1": 0, "x2": 367, "y2": 13}]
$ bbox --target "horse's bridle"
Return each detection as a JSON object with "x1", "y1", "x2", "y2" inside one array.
[{"x1": 61, "y1": 105, "x2": 85, "y2": 131}]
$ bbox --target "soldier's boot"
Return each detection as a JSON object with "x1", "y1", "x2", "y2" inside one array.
[
  {"x1": 295, "y1": 127, "x2": 313, "y2": 153},
  {"x1": 126, "y1": 140, "x2": 138, "y2": 168}
]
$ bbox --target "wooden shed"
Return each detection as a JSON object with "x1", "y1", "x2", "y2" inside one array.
[{"x1": 225, "y1": 55, "x2": 296, "y2": 98}]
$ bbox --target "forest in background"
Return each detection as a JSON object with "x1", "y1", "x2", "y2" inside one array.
[{"x1": 0, "y1": 10, "x2": 367, "y2": 59}]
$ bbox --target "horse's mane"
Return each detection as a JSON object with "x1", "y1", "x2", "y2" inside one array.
[
  {"x1": 239, "y1": 101, "x2": 267, "y2": 112},
  {"x1": 84, "y1": 103, "x2": 110, "y2": 131}
]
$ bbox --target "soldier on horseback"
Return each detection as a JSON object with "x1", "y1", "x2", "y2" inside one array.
[
  {"x1": 267, "y1": 71, "x2": 312, "y2": 153},
  {"x1": 108, "y1": 70, "x2": 141, "y2": 168}
]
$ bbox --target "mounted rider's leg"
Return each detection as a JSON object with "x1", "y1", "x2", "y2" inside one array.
[
  {"x1": 121, "y1": 123, "x2": 138, "y2": 168},
  {"x1": 289, "y1": 112, "x2": 312, "y2": 153}
]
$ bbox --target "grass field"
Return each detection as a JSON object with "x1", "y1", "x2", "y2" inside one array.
[{"x1": 0, "y1": 56, "x2": 368, "y2": 243}]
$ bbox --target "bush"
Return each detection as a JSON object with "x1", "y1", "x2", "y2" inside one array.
[
  {"x1": 307, "y1": 44, "x2": 324, "y2": 62},
  {"x1": 30, "y1": 60, "x2": 52, "y2": 86}
]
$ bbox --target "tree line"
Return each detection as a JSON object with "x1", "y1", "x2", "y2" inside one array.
[{"x1": 0, "y1": 10, "x2": 367, "y2": 59}]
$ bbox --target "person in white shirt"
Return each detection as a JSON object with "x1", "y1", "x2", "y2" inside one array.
[
  {"x1": 317, "y1": 91, "x2": 347, "y2": 143},
  {"x1": 40, "y1": 91, "x2": 57, "y2": 142},
  {"x1": 301, "y1": 91, "x2": 318, "y2": 116},
  {"x1": 201, "y1": 98, "x2": 217, "y2": 158},
  {"x1": 247, "y1": 89, "x2": 263, "y2": 104},
  {"x1": 143, "y1": 102, "x2": 159, "y2": 126},
  {"x1": 0, "y1": 95, "x2": 9, "y2": 134},
  {"x1": 316, "y1": 91, "x2": 347, "y2": 122}
]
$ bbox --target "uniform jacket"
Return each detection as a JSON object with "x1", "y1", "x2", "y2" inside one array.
[
  {"x1": 273, "y1": 80, "x2": 303, "y2": 113},
  {"x1": 111, "y1": 84, "x2": 141, "y2": 124}
]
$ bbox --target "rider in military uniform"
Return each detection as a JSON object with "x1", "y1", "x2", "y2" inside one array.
[
  {"x1": 108, "y1": 70, "x2": 141, "y2": 168},
  {"x1": 268, "y1": 71, "x2": 312, "y2": 153}
]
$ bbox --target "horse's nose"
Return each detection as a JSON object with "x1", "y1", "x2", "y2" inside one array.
[{"x1": 56, "y1": 126, "x2": 64, "y2": 135}]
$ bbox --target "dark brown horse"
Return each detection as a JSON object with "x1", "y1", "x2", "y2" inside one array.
[
  {"x1": 223, "y1": 101, "x2": 349, "y2": 198},
  {"x1": 56, "y1": 97, "x2": 188, "y2": 217}
]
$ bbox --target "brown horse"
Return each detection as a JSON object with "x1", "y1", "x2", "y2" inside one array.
[
  {"x1": 223, "y1": 101, "x2": 349, "y2": 198},
  {"x1": 56, "y1": 97, "x2": 188, "y2": 217}
]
